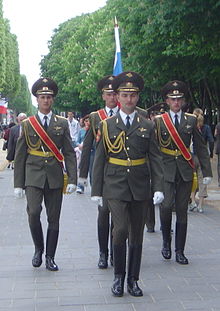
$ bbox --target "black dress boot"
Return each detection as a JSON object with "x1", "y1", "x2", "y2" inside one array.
[
  {"x1": 111, "y1": 244, "x2": 126, "y2": 297},
  {"x1": 176, "y1": 250, "x2": 188, "y2": 264},
  {"x1": 161, "y1": 240, "x2": 171, "y2": 260},
  {"x1": 98, "y1": 252, "x2": 108, "y2": 269},
  {"x1": 29, "y1": 224, "x2": 44, "y2": 268},
  {"x1": 160, "y1": 219, "x2": 172, "y2": 260},
  {"x1": 45, "y1": 229, "x2": 59, "y2": 271},
  {"x1": 127, "y1": 245, "x2": 143, "y2": 297},
  {"x1": 111, "y1": 275, "x2": 125, "y2": 297},
  {"x1": 97, "y1": 204, "x2": 110, "y2": 269},
  {"x1": 175, "y1": 222, "x2": 188, "y2": 265}
]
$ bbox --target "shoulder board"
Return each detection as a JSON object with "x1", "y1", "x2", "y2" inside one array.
[
  {"x1": 22, "y1": 118, "x2": 29, "y2": 124},
  {"x1": 90, "y1": 111, "x2": 98, "y2": 117},
  {"x1": 185, "y1": 112, "x2": 196, "y2": 118},
  {"x1": 154, "y1": 114, "x2": 162, "y2": 119},
  {"x1": 55, "y1": 115, "x2": 67, "y2": 120}
]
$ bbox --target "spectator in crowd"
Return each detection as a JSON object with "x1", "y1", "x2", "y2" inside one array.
[
  {"x1": 6, "y1": 113, "x2": 27, "y2": 165},
  {"x1": 189, "y1": 108, "x2": 214, "y2": 213},
  {"x1": 75, "y1": 115, "x2": 90, "y2": 194},
  {"x1": 67, "y1": 111, "x2": 80, "y2": 148}
]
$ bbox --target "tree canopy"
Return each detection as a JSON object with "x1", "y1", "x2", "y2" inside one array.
[{"x1": 0, "y1": 0, "x2": 33, "y2": 118}]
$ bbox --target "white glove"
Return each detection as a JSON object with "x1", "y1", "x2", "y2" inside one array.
[
  {"x1": 91, "y1": 196, "x2": 103, "y2": 206},
  {"x1": 78, "y1": 177, "x2": 88, "y2": 187},
  {"x1": 203, "y1": 177, "x2": 212, "y2": 185},
  {"x1": 66, "y1": 184, "x2": 76, "y2": 194},
  {"x1": 153, "y1": 191, "x2": 164, "y2": 205},
  {"x1": 14, "y1": 188, "x2": 24, "y2": 198}
]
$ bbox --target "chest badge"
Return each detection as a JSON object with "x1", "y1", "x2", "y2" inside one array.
[
  {"x1": 54, "y1": 126, "x2": 62, "y2": 130},
  {"x1": 139, "y1": 127, "x2": 147, "y2": 132}
]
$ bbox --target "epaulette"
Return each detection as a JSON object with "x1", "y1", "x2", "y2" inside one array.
[
  {"x1": 185, "y1": 112, "x2": 196, "y2": 118},
  {"x1": 56, "y1": 115, "x2": 67, "y2": 119},
  {"x1": 22, "y1": 118, "x2": 29, "y2": 124},
  {"x1": 154, "y1": 114, "x2": 162, "y2": 119},
  {"x1": 90, "y1": 111, "x2": 97, "y2": 115}
]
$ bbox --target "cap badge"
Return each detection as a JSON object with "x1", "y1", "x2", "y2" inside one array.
[
  {"x1": 43, "y1": 78, "x2": 48, "y2": 83},
  {"x1": 172, "y1": 82, "x2": 178, "y2": 86},
  {"x1": 42, "y1": 87, "x2": 49, "y2": 91},
  {"x1": 126, "y1": 73, "x2": 133, "y2": 78},
  {"x1": 126, "y1": 82, "x2": 133, "y2": 87},
  {"x1": 173, "y1": 90, "x2": 179, "y2": 94},
  {"x1": 109, "y1": 76, "x2": 114, "y2": 80},
  {"x1": 108, "y1": 84, "x2": 112, "y2": 89}
]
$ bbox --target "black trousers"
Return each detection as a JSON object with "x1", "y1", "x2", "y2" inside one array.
[
  {"x1": 109, "y1": 199, "x2": 147, "y2": 245},
  {"x1": 108, "y1": 199, "x2": 147, "y2": 278},
  {"x1": 160, "y1": 170, "x2": 192, "y2": 251},
  {"x1": 25, "y1": 180, "x2": 63, "y2": 231},
  {"x1": 97, "y1": 198, "x2": 112, "y2": 255}
]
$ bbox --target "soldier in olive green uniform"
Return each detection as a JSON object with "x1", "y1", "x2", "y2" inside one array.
[
  {"x1": 91, "y1": 72, "x2": 164, "y2": 297},
  {"x1": 79, "y1": 75, "x2": 118, "y2": 269},
  {"x1": 14, "y1": 78, "x2": 77, "y2": 271},
  {"x1": 155, "y1": 80, "x2": 212, "y2": 265}
]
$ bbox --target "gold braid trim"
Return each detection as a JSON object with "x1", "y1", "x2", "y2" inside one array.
[
  {"x1": 102, "y1": 120, "x2": 126, "y2": 154},
  {"x1": 157, "y1": 117, "x2": 171, "y2": 147},
  {"x1": 23, "y1": 120, "x2": 42, "y2": 150}
]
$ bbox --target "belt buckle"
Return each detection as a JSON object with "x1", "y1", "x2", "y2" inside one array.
[
  {"x1": 45, "y1": 152, "x2": 50, "y2": 157},
  {"x1": 127, "y1": 158, "x2": 132, "y2": 166}
]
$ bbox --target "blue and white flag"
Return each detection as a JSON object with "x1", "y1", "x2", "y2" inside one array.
[{"x1": 113, "y1": 17, "x2": 123, "y2": 76}]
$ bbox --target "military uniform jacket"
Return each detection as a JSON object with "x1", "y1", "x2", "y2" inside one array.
[
  {"x1": 91, "y1": 112, "x2": 164, "y2": 201},
  {"x1": 79, "y1": 110, "x2": 102, "y2": 179},
  {"x1": 14, "y1": 113, "x2": 77, "y2": 189},
  {"x1": 79, "y1": 106, "x2": 148, "y2": 179},
  {"x1": 155, "y1": 112, "x2": 212, "y2": 182}
]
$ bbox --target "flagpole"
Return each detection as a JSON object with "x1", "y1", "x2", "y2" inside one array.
[{"x1": 113, "y1": 17, "x2": 123, "y2": 76}]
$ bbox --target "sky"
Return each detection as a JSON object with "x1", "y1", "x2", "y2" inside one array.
[{"x1": 3, "y1": 0, "x2": 107, "y2": 103}]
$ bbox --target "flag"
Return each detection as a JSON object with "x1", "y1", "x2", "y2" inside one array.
[
  {"x1": 113, "y1": 17, "x2": 123, "y2": 76},
  {"x1": 0, "y1": 99, "x2": 8, "y2": 114}
]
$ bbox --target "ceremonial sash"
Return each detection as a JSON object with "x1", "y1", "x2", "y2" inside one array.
[
  {"x1": 28, "y1": 116, "x2": 64, "y2": 162},
  {"x1": 161, "y1": 113, "x2": 194, "y2": 168},
  {"x1": 97, "y1": 109, "x2": 108, "y2": 121}
]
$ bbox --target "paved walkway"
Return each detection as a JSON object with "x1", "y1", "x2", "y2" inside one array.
[{"x1": 0, "y1": 138, "x2": 220, "y2": 311}]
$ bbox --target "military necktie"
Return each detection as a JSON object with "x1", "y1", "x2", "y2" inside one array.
[
  {"x1": 126, "y1": 115, "x2": 130, "y2": 129},
  {"x1": 174, "y1": 114, "x2": 179, "y2": 130},
  {"x1": 109, "y1": 109, "x2": 113, "y2": 117},
  {"x1": 43, "y1": 115, "x2": 48, "y2": 131}
]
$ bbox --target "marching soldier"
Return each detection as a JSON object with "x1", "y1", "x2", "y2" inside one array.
[
  {"x1": 14, "y1": 78, "x2": 77, "y2": 271},
  {"x1": 91, "y1": 72, "x2": 164, "y2": 297},
  {"x1": 78, "y1": 75, "x2": 118, "y2": 269},
  {"x1": 155, "y1": 80, "x2": 212, "y2": 264}
]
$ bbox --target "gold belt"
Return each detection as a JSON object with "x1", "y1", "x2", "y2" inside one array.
[
  {"x1": 28, "y1": 149, "x2": 54, "y2": 157},
  {"x1": 108, "y1": 157, "x2": 146, "y2": 166},
  {"x1": 161, "y1": 147, "x2": 190, "y2": 157}
]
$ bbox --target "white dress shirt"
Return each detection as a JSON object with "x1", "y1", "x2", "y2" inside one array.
[
  {"x1": 169, "y1": 110, "x2": 182, "y2": 125},
  {"x1": 105, "y1": 106, "x2": 119, "y2": 117},
  {"x1": 119, "y1": 110, "x2": 136, "y2": 127},
  {"x1": 38, "y1": 111, "x2": 52, "y2": 127}
]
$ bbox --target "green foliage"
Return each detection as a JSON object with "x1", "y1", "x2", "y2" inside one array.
[{"x1": 9, "y1": 75, "x2": 34, "y2": 116}]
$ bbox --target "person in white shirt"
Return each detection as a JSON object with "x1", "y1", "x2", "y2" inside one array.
[{"x1": 67, "y1": 111, "x2": 80, "y2": 148}]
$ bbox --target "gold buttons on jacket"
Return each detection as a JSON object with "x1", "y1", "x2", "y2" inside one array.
[{"x1": 127, "y1": 169, "x2": 130, "y2": 173}]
